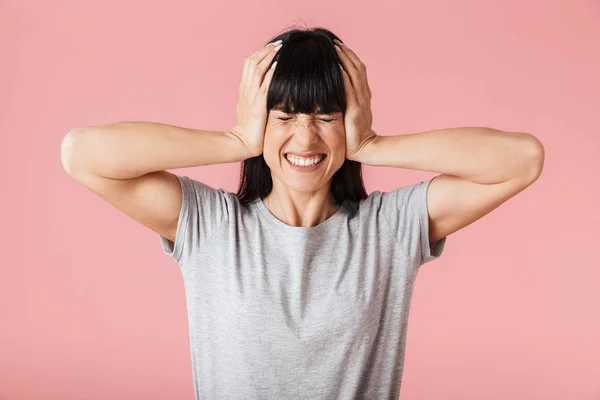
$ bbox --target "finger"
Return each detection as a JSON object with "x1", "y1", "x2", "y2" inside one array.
[
  {"x1": 336, "y1": 44, "x2": 368, "y2": 105},
  {"x1": 240, "y1": 58, "x2": 249, "y2": 94},
  {"x1": 253, "y1": 40, "x2": 282, "y2": 64},
  {"x1": 340, "y1": 66, "x2": 358, "y2": 112},
  {"x1": 251, "y1": 44, "x2": 281, "y2": 94},
  {"x1": 363, "y1": 68, "x2": 372, "y2": 100},
  {"x1": 257, "y1": 62, "x2": 277, "y2": 104},
  {"x1": 340, "y1": 42, "x2": 371, "y2": 101},
  {"x1": 243, "y1": 40, "x2": 282, "y2": 91},
  {"x1": 334, "y1": 40, "x2": 366, "y2": 74}
]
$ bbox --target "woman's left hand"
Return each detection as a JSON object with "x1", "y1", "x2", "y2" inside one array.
[{"x1": 335, "y1": 39, "x2": 378, "y2": 162}]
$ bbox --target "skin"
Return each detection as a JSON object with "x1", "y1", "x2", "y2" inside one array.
[
  {"x1": 250, "y1": 38, "x2": 545, "y2": 242},
  {"x1": 261, "y1": 108, "x2": 347, "y2": 228},
  {"x1": 260, "y1": 40, "x2": 376, "y2": 229}
]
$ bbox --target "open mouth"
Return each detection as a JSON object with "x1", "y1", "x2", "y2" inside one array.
[{"x1": 284, "y1": 153, "x2": 327, "y2": 167}]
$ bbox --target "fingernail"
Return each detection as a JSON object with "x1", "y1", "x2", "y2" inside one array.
[
  {"x1": 335, "y1": 44, "x2": 341, "y2": 52},
  {"x1": 271, "y1": 61, "x2": 277, "y2": 70},
  {"x1": 274, "y1": 44, "x2": 282, "y2": 51},
  {"x1": 334, "y1": 39, "x2": 344, "y2": 46},
  {"x1": 268, "y1": 40, "x2": 283, "y2": 46}
]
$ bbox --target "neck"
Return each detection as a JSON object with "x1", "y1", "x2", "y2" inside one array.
[{"x1": 263, "y1": 188, "x2": 340, "y2": 228}]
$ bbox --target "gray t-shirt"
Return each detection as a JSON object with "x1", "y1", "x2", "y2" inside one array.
[{"x1": 160, "y1": 174, "x2": 446, "y2": 399}]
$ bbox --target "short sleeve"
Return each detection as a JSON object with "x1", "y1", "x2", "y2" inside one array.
[
  {"x1": 380, "y1": 176, "x2": 446, "y2": 267},
  {"x1": 159, "y1": 174, "x2": 228, "y2": 263}
]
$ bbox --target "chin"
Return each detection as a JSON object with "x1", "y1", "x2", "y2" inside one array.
[{"x1": 283, "y1": 179, "x2": 329, "y2": 193}]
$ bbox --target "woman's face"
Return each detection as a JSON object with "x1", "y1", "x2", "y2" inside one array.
[{"x1": 263, "y1": 107, "x2": 346, "y2": 194}]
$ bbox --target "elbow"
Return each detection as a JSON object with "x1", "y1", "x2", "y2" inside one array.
[
  {"x1": 61, "y1": 129, "x2": 86, "y2": 177},
  {"x1": 522, "y1": 133, "x2": 545, "y2": 183}
]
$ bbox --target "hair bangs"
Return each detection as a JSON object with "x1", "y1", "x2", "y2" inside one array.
[
  {"x1": 236, "y1": 27, "x2": 368, "y2": 207},
  {"x1": 267, "y1": 36, "x2": 346, "y2": 115}
]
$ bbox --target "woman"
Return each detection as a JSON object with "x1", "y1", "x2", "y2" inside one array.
[{"x1": 61, "y1": 27, "x2": 544, "y2": 399}]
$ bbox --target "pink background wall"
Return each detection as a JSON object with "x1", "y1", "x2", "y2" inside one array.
[{"x1": 2, "y1": 0, "x2": 599, "y2": 399}]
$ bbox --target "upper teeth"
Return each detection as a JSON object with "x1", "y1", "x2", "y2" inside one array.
[{"x1": 286, "y1": 154, "x2": 325, "y2": 166}]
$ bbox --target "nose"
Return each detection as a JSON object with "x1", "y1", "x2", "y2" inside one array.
[
  {"x1": 292, "y1": 121, "x2": 320, "y2": 147},
  {"x1": 293, "y1": 119, "x2": 315, "y2": 129}
]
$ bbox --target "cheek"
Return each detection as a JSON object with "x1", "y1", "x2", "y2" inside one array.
[
  {"x1": 262, "y1": 129, "x2": 284, "y2": 166},
  {"x1": 326, "y1": 129, "x2": 346, "y2": 152}
]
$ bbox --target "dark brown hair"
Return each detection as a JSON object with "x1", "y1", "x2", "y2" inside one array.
[{"x1": 236, "y1": 27, "x2": 368, "y2": 206}]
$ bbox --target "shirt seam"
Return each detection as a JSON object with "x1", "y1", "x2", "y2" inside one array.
[
  {"x1": 179, "y1": 190, "x2": 228, "y2": 266},
  {"x1": 380, "y1": 194, "x2": 419, "y2": 269},
  {"x1": 252, "y1": 199, "x2": 344, "y2": 236}
]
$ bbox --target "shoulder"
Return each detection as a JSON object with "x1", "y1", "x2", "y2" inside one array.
[{"x1": 348, "y1": 179, "x2": 430, "y2": 215}]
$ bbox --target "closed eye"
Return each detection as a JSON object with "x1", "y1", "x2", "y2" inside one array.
[{"x1": 277, "y1": 117, "x2": 335, "y2": 122}]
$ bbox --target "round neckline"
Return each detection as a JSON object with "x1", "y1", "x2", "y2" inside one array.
[{"x1": 252, "y1": 196, "x2": 349, "y2": 235}]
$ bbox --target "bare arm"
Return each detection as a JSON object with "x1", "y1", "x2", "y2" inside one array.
[
  {"x1": 60, "y1": 122, "x2": 250, "y2": 242},
  {"x1": 61, "y1": 42, "x2": 279, "y2": 245},
  {"x1": 61, "y1": 121, "x2": 250, "y2": 179}
]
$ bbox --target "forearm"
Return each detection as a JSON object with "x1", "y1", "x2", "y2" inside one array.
[
  {"x1": 61, "y1": 121, "x2": 249, "y2": 180},
  {"x1": 360, "y1": 127, "x2": 544, "y2": 184}
]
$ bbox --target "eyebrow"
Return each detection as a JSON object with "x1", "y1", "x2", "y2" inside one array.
[{"x1": 274, "y1": 113, "x2": 339, "y2": 119}]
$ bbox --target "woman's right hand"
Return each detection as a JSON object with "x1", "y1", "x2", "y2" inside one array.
[{"x1": 229, "y1": 40, "x2": 282, "y2": 158}]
